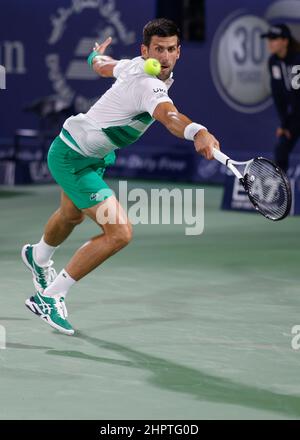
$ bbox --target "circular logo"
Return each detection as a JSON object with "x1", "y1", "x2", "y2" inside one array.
[
  {"x1": 46, "y1": 0, "x2": 136, "y2": 112},
  {"x1": 211, "y1": 11, "x2": 271, "y2": 113}
]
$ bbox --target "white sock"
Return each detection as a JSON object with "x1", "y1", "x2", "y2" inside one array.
[
  {"x1": 43, "y1": 269, "x2": 76, "y2": 298},
  {"x1": 34, "y1": 235, "x2": 58, "y2": 266}
]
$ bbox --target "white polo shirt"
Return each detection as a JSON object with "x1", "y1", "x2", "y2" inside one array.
[{"x1": 61, "y1": 56, "x2": 174, "y2": 158}]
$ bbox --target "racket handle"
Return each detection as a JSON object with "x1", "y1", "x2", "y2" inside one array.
[{"x1": 213, "y1": 148, "x2": 230, "y2": 166}]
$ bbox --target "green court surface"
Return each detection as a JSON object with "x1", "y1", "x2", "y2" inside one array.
[{"x1": 0, "y1": 180, "x2": 300, "y2": 420}]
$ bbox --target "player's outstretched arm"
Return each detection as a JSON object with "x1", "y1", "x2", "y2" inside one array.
[
  {"x1": 153, "y1": 102, "x2": 219, "y2": 160},
  {"x1": 88, "y1": 37, "x2": 119, "y2": 78}
]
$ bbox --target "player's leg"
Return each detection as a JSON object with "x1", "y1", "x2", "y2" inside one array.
[
  {"x1": 22, "y1": 191, "x2": 85, "y2": 293},
  {"x1": 43, "y1": 195, "x2": 132, "y2": 296},
  {"x1": 24, "y1": 136, "x2": 124, "y2": 334},
  {"x1": 43, "y1": 191, "x2": 85, "y2": 247},
  {"x1": 67, "y1": 196, "x2": 132, "y2": 280},
  {"x1": 274, "y1": 134, "x2": 297, "y2": 172},
  {"x1": 25, "y1": 195, "x2": 132, "y2": 335}
]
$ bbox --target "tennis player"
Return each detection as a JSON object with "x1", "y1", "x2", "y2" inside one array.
[{"x1": 22, "y1": 18, "x2": 220, "y2": 335}]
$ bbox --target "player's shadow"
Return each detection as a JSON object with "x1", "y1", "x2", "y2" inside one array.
[
  {"x1": 0, "y1": 190, "x2": 36, "y2": 198},
  {"x1": 0, "y1": 317, "x2": 29, "y2": 321},
  {"x1": 6, "y1": 342, "x2": 53, "y2": 350},
  {"x1": 46, "y1": 331, "x2": 300, "y2": 418}
]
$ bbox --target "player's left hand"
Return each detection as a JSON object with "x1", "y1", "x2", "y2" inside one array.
[{"x1": 93, "y1": 37, "x2": 112, "y2": 55}]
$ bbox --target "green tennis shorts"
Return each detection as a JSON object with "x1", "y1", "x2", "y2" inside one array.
[{"x1": 47, "y1": 135, "x2": 116, "y2": 209}]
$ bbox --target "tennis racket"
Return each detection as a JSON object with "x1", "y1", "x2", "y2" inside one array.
[{"x1": 213, "y1": 148, "x2": 292, "y2": 221}]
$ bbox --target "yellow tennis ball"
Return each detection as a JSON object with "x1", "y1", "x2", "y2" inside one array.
[{"x1": 144, "y1": 58, "x2": 161, "y2": 76}]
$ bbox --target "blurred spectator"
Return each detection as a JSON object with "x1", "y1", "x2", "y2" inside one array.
[{"x1": 262, "y1": 24, "x2": 300, "y2": 172}]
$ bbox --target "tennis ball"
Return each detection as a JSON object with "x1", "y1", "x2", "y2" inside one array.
[{"x1": 144, "y1": 58, "x2": 161, "y2": 76}]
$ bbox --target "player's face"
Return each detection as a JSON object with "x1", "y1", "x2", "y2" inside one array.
[
  {"x1": 267, "y1": 37, "x2": 288, "y2": 55},
  {"x1": 141, "y1": 35, "x2": 180, "y2": 81}
]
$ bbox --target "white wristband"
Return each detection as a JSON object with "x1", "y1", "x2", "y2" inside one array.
[
  {"x1": 184, "y1": 123, "x2": 207, "y2": 141},
  {"x1": 94, "y1": 55, "x2": 111, "y2": 63}
]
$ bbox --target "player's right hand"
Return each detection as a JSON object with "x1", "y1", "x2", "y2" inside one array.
[
  {"x1": 93, "y1": 37, "x2": 112, "y2": 55},
  {"x1": 276, "y1": 127, "x2": 291, "y2": 139},
  {"x1": 194, "y1": 130, "x2": 220, "y2": 160}
]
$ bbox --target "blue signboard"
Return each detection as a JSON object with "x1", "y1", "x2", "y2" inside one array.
[{"x1": 1, "y1": 0, "x2": 300, "y2": 183}]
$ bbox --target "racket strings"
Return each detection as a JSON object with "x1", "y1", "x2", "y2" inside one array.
[{"x1": 244, "y1": 159, "x2": 290, "y2": 220}]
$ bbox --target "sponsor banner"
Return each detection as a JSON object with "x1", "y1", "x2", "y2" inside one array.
[
  {"x1": 221, "y1": 174, "x2": 255, "y2": 212},
  {"x1": 0, "y1": 151, "x2": 225, "y2": 185},
  {"x1": 0, "y1": 161, "x2": 54, "y2": 185},
  {"x1": 0, "y1": 140, "x2": 227, "y2": 184},
  {"x1": 1, "y1": 0, "x2": 300, "y2": 160},
  {"x1": 0, "y1": 161, "x2": 16, "y2": 185},
  {"x1": 110, "y1": 145, "x2": 193, "y2": 179},
  {"x1": 221, "y1": 155, "x2": 300, "y2": 215},
  {"x1": 1, "y1": 137, "x2": 298, "y2": 191},
  {"x1": 0, "y1": 0, "x2": 147, "y2": 137}
]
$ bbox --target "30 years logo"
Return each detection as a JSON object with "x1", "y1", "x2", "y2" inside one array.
[
  {"x1": 210, "y1": 11, "x2": 271, "y2": 113},
  {"x1": 211, "y1": 1, "x2": 300, "y2": 113}
]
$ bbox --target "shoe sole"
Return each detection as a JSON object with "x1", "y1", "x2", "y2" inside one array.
[{"x1": 25, "y1": 297, "x2": 74, "y2": 336}]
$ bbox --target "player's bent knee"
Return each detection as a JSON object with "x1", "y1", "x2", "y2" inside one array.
[
  {"x1": 116, "y1": 225, "x2": 133, "y2": 247},
  {"x1": 69, "y1": 214, "x2": 85, "y2": 225},
  {"x1": 108, "y1": 224, "x2": 133, "y2": 249},
  {"x1": 122, "y1": 223, "x2": 133, "y2": 245},
  {"x1": 61, "y1": 211, "x2": 85, "y2": 226}
]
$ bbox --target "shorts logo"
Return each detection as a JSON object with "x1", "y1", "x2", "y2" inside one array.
[
  {"x1": 90, "y1": 193, "x2": 98, "y2": 201},
  {"x1": 46, "y1": 0, "x2": 136, "y2": 113}
]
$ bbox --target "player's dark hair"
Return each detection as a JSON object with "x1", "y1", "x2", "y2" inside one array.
[{"x1": 143, "y1": 18, "x2": 181, "y2": 47}]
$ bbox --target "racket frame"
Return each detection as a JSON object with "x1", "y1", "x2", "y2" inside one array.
[{"x1": 213, "y1": 148, "x2": 291, "y2": 221}]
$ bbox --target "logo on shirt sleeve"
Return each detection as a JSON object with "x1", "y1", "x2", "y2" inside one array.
[{"x1": 153, "y1": 87, "x2": 168, "y2": 94}]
